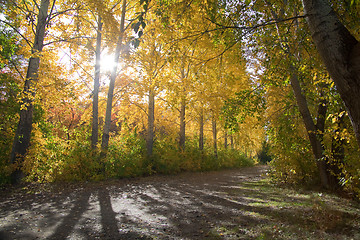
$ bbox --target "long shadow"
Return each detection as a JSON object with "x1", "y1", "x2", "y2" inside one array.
[
  {"x1": 98, "y1": 187, "x2": 121, "y2": 239},
  {"x1": 134, "y1": 183, "x2": 262, "y2": 239},
  {"x1": 47, "y1": 189, "x2": 91, "y2": 240},
  {"x1": 0, "y1": 185, "x2": 91, "y2": 240},
  {"x1": 98, "y1": 187, "x2": 154, "y2": 240}
]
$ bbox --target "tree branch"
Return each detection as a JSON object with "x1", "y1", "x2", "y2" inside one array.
[
  {"x1": 0, "y1": 20, "x2": 32, "y2": 48},
  {"x1": 44, "y1": 36, "x2": 95, "y2": 46}
]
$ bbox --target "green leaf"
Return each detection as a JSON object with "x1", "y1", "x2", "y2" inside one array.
[
  {"x1": 132, "y1": 21, "x2": 141, "y2": 33},
  {"x1": 132, "y1": 38, "x2": 140, "y2": 48}
]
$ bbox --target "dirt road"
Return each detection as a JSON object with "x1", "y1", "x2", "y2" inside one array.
[{"x1": 1, "y1": 165, "x2": 359, "y2": 239}]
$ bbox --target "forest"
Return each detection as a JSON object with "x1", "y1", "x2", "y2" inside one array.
[{"x1": 0, "y1": 0, "x2": 360, "y2": 198}]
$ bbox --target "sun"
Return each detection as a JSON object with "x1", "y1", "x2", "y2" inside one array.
[{"x1": 100, "y1": 53, "x2": 118, "y2": 73}]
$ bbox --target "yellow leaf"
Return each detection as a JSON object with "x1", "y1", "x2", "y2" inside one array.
[{"x1": 313, "y1": 73, "x2": 317, "y2": 80}]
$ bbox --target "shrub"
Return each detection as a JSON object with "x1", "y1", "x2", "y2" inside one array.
[
  {"x1": 106, "y1": 130, "x2": 150, "y2": 179},
  {"x1": 18, "y1": 125, "x2": 255, "y2": 183}
]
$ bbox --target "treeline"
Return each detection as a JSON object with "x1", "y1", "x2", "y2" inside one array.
[
  {"x1": 0, "y1": 0, "x2": 261, "y2": 184},
  {"x1": 1, "y1": 0, "x2": 360, "y2": 197}
]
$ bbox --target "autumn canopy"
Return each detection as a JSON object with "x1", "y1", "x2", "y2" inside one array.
[{"x1": 0, "y1": 0, "x2": 359, "y2": 195}]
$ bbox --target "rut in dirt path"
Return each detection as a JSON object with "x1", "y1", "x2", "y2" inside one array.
[{"x1": 1, "y1": 165, "x2": 359, "y2": 240}]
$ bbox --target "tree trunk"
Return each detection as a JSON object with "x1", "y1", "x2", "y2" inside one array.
[
  {"x1": 212, "y1": 115, "x2": 217, "y2": 157},
  {"x1": 315, "y1": 90, "x2": 342, "y2": 189},
  {"x1": 10, "y1": 0, "x2": 50, "y2": 184},
  {"x1": 315, "y1": 90, "x2": 327, "y2": 140},
  {"x1": 302, "y1": 0, "x2": 360, "y2": 147},
  {"x1": 91, "y1": 15, "x2": 102, "y2": 150},
  {"x1": 179, "y1": 97, "x2": 186, "y2": 151},
  {"x1": 330, "y1": 112, "x2": 346, "y2": 189},
  {"x1": 199, "y1": 109, "x2": 204, "y2": 151},
  {"x1": 101, "y1": 0, "x2": 126, "y2": 155},
  {"x1": 224, "y1": 130, "x2": 228, "y2": 149},
  {"x1": 147, "y1": 88, "x2": 155, "y2": 157},
  {"x1": 289, "y1": 67, "x2": 329, "y2": 188},
  {"x1": 265, "y1": 1, "x2": 334, "y2": 188},
  {"x1": 230, "y1": 134, "x2": 234, "y2": 149}
]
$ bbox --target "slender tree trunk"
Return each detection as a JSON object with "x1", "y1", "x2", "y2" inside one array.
[
  {"x1": 331, "y1": 113, "x2": 345, "y2": 163},
  {"x1": 224, "y1": 130, "x2": 228, "y2": 149},
  {"x1": 330, "y1": 112, "x2": 346, "y2": 189},
  {"x1": 179, "y1": 96, "x2": 186, "y2": 151},
  {"x1": 315, "y1": 90, "x2": 327, "y2": 140},
  {"x1": 147, "y1": 88, "x2": 155, "y2": 156},
  {"x1": 230, "y1": 134, "x2": 234, "y2": 149},
  {"x1": 101, "y1": 0, "x2": 126, "y2": 155},
  {"x1": 212, "y1": 115, "x2": 217, "y2": 157},
  {"x1": 91, "y1": 15, "x2": 102, "y2": 150},
  {"x1": 10, "y1": 0, "x2": 50, "y2": 184},
  {"x1": 199, "y1": 109, "x2": 204, "y2": 151},
  {"x1": 302, "y1": 0, "x2": 360, "y2": 147},
  {"x1": 315, "y1": 90, "x2": 341, "y2": 189},
  {"x1": 289, "y1": 67, "x2": 329, "y2": 188}
]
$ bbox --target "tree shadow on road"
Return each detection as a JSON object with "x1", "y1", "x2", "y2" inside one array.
[
  {"x1": 47, "y1": 190, "x2": 91, "y2": 240},
  {"x1": 1, "y1": 166, "x2": 359, "y2": 239}
]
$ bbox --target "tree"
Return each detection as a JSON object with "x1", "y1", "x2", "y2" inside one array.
[
  {"x1": 302, "y1": 0, "x2": 360, "y2": 147},
  {"x1": 91, "y1": 14, "x2": 102, "y2": 149},
  {"x1": 198, "y1": 108, "x2": 205, "y2": 150},
  {"x1": 101, "y1": 0, "x2": 127, "y2": 155},
  {"x1": 10, "y1": 0, "x2": 51, "y2": 183},
  {"x1": 0, "y1": 18, "x2": 22, "y2": 184},
  {"x1": 212, "y1": 112, "x2": 218, "y2": 156},
  {"x1": 132, "y1": 23, "x2": 167, "y2": 157},
  {"x1": 263, "y1": 0, "x2": 331, "y2": 188}
]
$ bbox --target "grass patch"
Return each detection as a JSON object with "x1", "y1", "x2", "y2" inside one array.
[{"x1": 213, "y1": 178, "x2": 360, "y2": 239}]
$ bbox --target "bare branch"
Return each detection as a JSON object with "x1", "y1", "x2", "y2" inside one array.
[
  {"x1": 44, "y1": 36, "x2": 95, "y2": 46},
  {"x1": 9, "y1": 59, "x2": 25, "y2": 81},
  {"x1": 48, "y1": 0, "x2": 57, "y2": 20},
  {"x1": 126, "y1": 98, "x2": 148, "y2": 116},
  {"x1": 58, "y1": 48, "x2": 94, "y2": 81},
  {"x1": 0, "y1": 20, "x2": 33, "y2": 48}
]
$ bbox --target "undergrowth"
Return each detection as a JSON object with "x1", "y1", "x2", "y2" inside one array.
[{"x1": 0, "y1": 127, "x2": 255, "y2": 184}]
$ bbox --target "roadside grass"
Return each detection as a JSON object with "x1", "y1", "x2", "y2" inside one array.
[{"x1": 210, "y1": 178, "x2": 360, "y2": 240}]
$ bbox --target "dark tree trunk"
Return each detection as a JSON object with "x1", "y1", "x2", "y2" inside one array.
[
  {"x1": 315, "y1": 90, "x2": 327, "y2": 139},
  {"x1": 289, "y1": 68, "x2": 329, "y2": 188},
  {"x1": 302, "y1": 0, "x2": 360, "y2": 147},
  {"x1": 10, "y1": 0, "x2": 50, "y2": 184},
  {"x1": 315, "y1": 91, "x2": 341, "y2": 189},
  {"x1": 199, "y1": 109, "x2": 204, "y2": 151},
  {"x1": 91, "y1": 15, "x2": 102, "y2": 150},
  {"x1": 329, "y1": 112, "x2": 346, "y2": 189},
  {"x1": 179, "y1": 97, "x2": 186, "y2": 151},
  {"x1": 147, "y1": 88, "x2": 155, "y2": 157},
  {"x1": 224, "y1": 130, "x2": 228, "y2": 149},
  {"x1": 212, "y1": 116, "x2": 217, "y2": 157}
]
